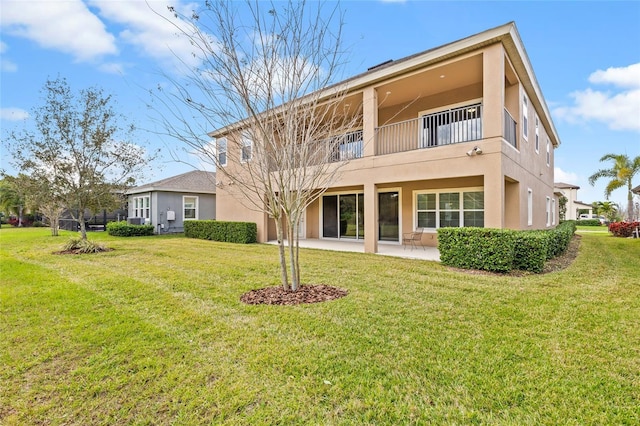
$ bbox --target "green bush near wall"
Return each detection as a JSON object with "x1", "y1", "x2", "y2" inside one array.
[
  {"x1": 184, "y1": 220, "x2": 257, "y2": 244},
  {"x1": 106, "y1": 221, "x2": 155, "y2": 237},
  {"x1": 438, "y1": 221, "x2": 576, "y2": 274}
]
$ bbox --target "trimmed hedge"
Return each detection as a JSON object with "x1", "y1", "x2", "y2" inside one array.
[
  {"x1": 438, "y1": 221, "x2": 576, "y2": 274},
  {"x1": 184, "y1": 220, "x2": 257, "y2": 244},
  {"x1": 577, "y1": 219, "x2": 602, "y2": 227},
  {"x1": 106, "y1": 221, "x2": 155, "y2": 237}
]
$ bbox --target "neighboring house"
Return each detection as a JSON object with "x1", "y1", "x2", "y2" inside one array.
[
  {"x1": 211, "y1": 22, "x2": 561, "y2": 251},
  {"x1": 554, "y1": 182, "x2": 593, "y2": 220},
  {"x1": 126, "y1": 171, "x2": 216, "y2": 233}
]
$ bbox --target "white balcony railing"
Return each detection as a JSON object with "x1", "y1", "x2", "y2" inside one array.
[{"x1": 375, "y1": 103, "x2": 483, "y2": 156}]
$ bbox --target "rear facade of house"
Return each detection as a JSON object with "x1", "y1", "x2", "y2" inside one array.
[{"x1": 213, "y1": 22, "x2": 561, "y2": 253}]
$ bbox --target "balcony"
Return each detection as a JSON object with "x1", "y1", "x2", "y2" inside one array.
[{"x1": 375, "y1": 103, "x2": 483, "y2": 156}]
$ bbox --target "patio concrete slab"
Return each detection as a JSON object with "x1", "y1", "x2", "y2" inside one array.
[{"x1": 266, "y1": 239, "x2": 440, "y2": 262}]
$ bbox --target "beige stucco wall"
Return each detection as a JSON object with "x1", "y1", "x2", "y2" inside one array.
[{"x1": 213, "y1": 34, "x2": 559, "y2": 249}]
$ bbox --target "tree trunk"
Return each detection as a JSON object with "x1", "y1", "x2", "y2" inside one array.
[
  {"x1": 78, "y1": 211, "x2": 87, "y2": 240},
  {"x1": 287, "y1": 220, "x2": 299, "y2": 291},
  {"x1": 275, "y1": 219, "x2": 290, "y2": 291},
  {"x1": 627, "y1": 189, "x2": 634, "y2": 221},
  {"x1": 18, "y1": 205, "x2": 23, "y2": 227}
]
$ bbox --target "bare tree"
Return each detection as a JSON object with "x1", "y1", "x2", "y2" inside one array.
[
  {"x1": 6, "y1": 77, "x2": 156, "y2": 240},
  {"x1": 151, "y1": 0, "x2": 362, "y2": 291}
]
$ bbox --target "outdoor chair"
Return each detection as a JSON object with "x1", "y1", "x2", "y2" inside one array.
[{"x1": 402, "y1": 228, "x2": 425, "y2": 250}]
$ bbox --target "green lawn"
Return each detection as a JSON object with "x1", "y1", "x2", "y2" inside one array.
[{"x1": 1, "y1": 228, "x2": 638, "y2": 425}]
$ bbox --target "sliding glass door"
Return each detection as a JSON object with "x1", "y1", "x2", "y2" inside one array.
[{"x1": 322, "y1": 193, "x2": 364, "y2": 239}]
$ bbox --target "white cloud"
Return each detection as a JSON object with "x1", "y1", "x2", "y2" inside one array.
[
  {"x1": 1, "y1": 107, "x2": 29, "y2": 121},
  {"x1": 89, "y1": 0, "x2": 204, "y2": 72},
  {"x1": 0, "y1": 0, "x2": 117, "y2": 62},
  {"x1": 554, "y1": 167, "x2": 579, "y2": 184},
  {"x1": 98, "y1": 62, "x2": 126, "y2": 75},
  {"x1": 553, "y1": 63, "x2": 640, "y2": 132},
  {"x1": 0, "y1": 41, "x2": 17, "y2": 72},
  {"x1": 589, "y1": 63, "x2": 640, "y2": 88}
]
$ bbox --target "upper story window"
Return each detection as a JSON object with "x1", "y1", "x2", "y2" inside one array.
[
  {"x1": 522, "y1": 94, "x2": 529, "y2": 141},
  {"x1": 241, "y1": 138, "x2": 252, "y2": 162},
  {"x1": 535, "y1": 116, "x2": 539, "y2": 153},
  {"x1": 183, "y1": 196, "x2": 198, "y2": 220},
  {"x1": 217, "y1": 138, "x2": 227, "y2": 166},
  {"x1": 420, "y1": 102, "x2": 482, "y2": 148},
  {"x1": 133, "y1": 196, "x2": 150, "y2": 219},
  {"x1": 415, "y1": 189, "x2": 484, "y2": 229},
  {"x1": 546, "y1": 139, "x2": 551, "y2": 166}
]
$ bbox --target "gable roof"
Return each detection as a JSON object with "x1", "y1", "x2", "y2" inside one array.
[
  {"x1": 126, "y1": 171, "x2": 216, "y2": 195},
  {"x1": 554, "y1": 182, "x2": 580, "y2": 190}
]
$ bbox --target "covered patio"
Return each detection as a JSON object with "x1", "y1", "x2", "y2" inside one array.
[{"x1": 267, "y1": 239, "x2": 440, "y2": 261}]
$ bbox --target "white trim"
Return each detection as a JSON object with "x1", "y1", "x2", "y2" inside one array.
[
  {"x1": 546, "y1": 196, "x2": 551, "y2": 227},
  {"x1": 417, "y1": 97, "x2": 483, "y2": 117},
  {"x1": 527, "y1": 188, "x2": 533, "y2": 226},
  {"x1": 546, "y1": 138, "x2": 551, "y2": 167},
  {"x1": 522, "y1": 91, "x2": 529, "y2": 141},
  {"x1": 183, "y1": 195, "x2": 199, "y2": 220},
  {"x1": 132, "y1": 195, "x2": 150, "y2": 220},
  {"x1": 217, "y1": 137, "x2": 227, "y2": 167},
  {"x1": 412, "y1": 186, "x2": 484, "y2": 231},
  {"x1": 534, "y1": 115, "x2": 539, "y2": 153}
]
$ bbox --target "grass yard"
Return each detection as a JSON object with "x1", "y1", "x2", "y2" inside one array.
[{"x1": 1, "y1": 228, "x2": 639, "y2": 425}]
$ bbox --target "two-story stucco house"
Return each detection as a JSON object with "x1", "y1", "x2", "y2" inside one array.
[{"x1": 211, "y1": 22, "x2": 561, "y2": 253}]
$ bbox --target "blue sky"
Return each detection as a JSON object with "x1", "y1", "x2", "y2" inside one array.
[{"x1": 1, "y1": 0, "x2": 639, "y2": 210}]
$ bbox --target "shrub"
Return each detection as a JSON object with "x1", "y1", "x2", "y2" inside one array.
[
  {"x1": 608, "y1": 221, "x2": 640, "y2": 238},
  {"x1": 184, "y1": 220, "x2": 257, "y2": 244},
  {"x1": 513, "y1": 231, "x2": 549, "y2": 273},
  {"x1": 438, "y1": 221, "x2": 576, "y2": 274},
  {"x1": 438, "y1": 228, "x2": 516, "y2": 273},
  {"x1": 63, "y1": 238, "x2": 108, "y2": 254},
  {"x1": 106, "y1": 221, "x2": 155, "y2": 237},
  {"x1": 578, "y1": 219, "x2": 601, "y2": 227}
]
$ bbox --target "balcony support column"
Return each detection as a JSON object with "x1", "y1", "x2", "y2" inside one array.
[
  {"x1": 482, "y1": 43, "x2": 505, "y2": 140},
  {"x1": 364, "y1": 182, "x2": 378, "y2": 254},
  {"x1": 362, "y1": 87, "x2": 378, "y2": 157}
]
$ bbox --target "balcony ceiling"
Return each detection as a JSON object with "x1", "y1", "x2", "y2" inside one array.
[{"x1": 375, "y1": 54, "x2": 483, "y2": 108}]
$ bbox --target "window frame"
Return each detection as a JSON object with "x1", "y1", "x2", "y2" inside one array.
[
  {"x1": 546, "y1": 138, "x2": 551, "y2": 167},
  {"x1": 217, "y1": 138, "x2": 227, "y2": 167},
  {"x1": 133, "y1": 195, "x2": 150, "y2": 220},
  {"x1": 546, "y1": 196, "x2": 551, "y2": 227},
  {"x1": 527, "y1": 188, "x2": 533, "y2": 226},
  {"x1": 522, "y1": 93, "x2": 529, "y2": 141},
  {"x1": 183, "y1": 195, "x2": 199, "y2": 221},
  {"x1": 534, "y1": 115, "x2": 539, "y2": 153},
  {"x1": 240, "y1": 137, "x2": 252, "y2": 163},
  {"x1": 413, "y1": 187, "x2": 484, "y2": 230}
]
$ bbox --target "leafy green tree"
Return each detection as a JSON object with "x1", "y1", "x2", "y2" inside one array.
[
  {"x1": 558, "y1": 194, "x2": 568, "y2": 221},
  {"x1": 5, "y1": 77, "x2": 156, "y2": 240},
  {"x1": 589, "y1": 154, "x2": 640, "y2": 221},
  {"x1": 595, "y1": 200, "x2": 618, "y2": 223},
  {"x1": 0, "y1": 175, "x2": 30, "y2": 226}
]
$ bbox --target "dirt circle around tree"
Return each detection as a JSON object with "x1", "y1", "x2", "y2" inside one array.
[{"x1": 240, "y1": 284, "x2": 348, "y2": 305}]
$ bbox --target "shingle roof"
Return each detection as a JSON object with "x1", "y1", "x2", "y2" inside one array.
[
  {"x1": 126, "y1": 170, "x2": 216, "y2": 195},
  {"x1": 554, "y1": 182, "x2": 580, "y2": 190}
]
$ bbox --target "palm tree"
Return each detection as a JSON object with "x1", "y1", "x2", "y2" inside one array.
[
  {"x1": 589, "y1": 154, "x2": 640, "y2": 221},
  {"x1": 595, "y1": 200, "x2": 618, "y2": 222}
]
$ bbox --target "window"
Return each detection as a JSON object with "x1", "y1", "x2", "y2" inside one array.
[
  {"x1": 241, "y1": 138, "x2": 252, "y2": 162},
  {"x1": 552, "y1": 198, "x2": 556, "y2": 226},
  {"x1": 415, "y1": 189, "x2": 484, "y2": 229},
  {"x1": 420, "y1": 102, "x2": 482, "y2": 148},
  {"x1": 546, "y1": 196, "x2": 551, "y2": 227},
  {"x1": 133, "y1": 196, "x2": 150, "y2": 220},
  {"x1": 522, "y1": 94, "x2": 529, "y2": 140},
  {"x1": 535, "y1": 116, "x2": 539, "y2": 153},
  {"x1": 527, "y1": 189, "x2": 533, "y2": 226},
  {"x1": 217, "y1": 138, "x2": 227, "y2": 166},
  {"x1": 183, "y1": 196, "x2": 198, "y2": 220},
  {"x1": 546, "y1": 139, "x2": 551, "y2": 166}
]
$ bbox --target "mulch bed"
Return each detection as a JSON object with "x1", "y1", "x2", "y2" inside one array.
[{"x1": 241, "y1": 284, "x2": 348, "y2": 305}]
